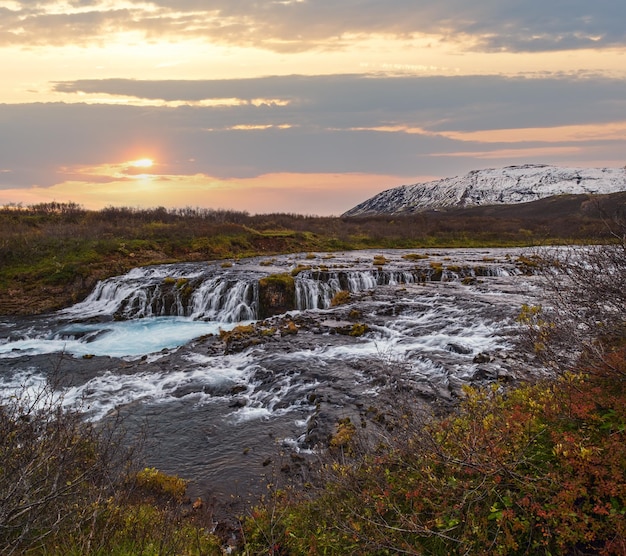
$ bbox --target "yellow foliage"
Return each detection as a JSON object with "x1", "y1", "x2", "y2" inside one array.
[{"x1": 135, "y1": 467, "x2": 187, "y2": 501}]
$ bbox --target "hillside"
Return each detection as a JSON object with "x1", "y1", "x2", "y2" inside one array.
[
  {"x1": 2, "y1": 198, "x2": 624, "y2": 315},
  {"x1": 343, "y1": 164, "x2": 626, "y2": 216}
]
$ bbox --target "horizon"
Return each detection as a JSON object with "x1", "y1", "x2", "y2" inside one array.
[
  {"x1": 4, "y1": 162, "x2": 625, "y2": 218},
  {"x1": 1, "y1": 2, "x2": 625, "y2": 216}
]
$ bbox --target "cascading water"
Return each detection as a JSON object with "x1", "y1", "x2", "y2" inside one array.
[
  {"x1": 294, "y1": 270, "x2": 412, "y2": 310},
  {"x1": 0, "y1": 248, "x2": 546, "y2": 506},
  {"x1": 60, "y1": 259, "x2": 524, "y2": 323},
  {"x1": 189, "y1": 278, "x2": 258, "y2": 321},
  {"x1": 61, "y1": 267, "x2": 261, "y2": 322}
]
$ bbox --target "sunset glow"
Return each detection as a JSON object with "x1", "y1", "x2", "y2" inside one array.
[
  {"x1": 0, "y1": 2, "x2": 624, "y2": 214},
  {"x1": 129, "y1": 158, "x2": 154, "y2": 169}
]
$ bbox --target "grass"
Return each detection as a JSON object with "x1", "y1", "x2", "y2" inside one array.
[
  {"x1": 2, "y1": 203, "x2": 625, "y2": 554},
  {"x1": 1, "y1": 202, "x2": 619, "y2": 314}
]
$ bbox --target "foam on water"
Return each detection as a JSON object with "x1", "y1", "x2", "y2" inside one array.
[
  {"x1": 8, "y1": 351, "x2": 259, "y2": 421},
  {"x1": 0, "y1": 248, "x2": 548, "y2": 503},
  {"x1": 0, "y1": 367, "x2": 50, "y2": 403}
]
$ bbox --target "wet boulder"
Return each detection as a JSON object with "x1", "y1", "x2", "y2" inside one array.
[{"x1": 258, "y1": 274, "x2": 296, "y2": 318}]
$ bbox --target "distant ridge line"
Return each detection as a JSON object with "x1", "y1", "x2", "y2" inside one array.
[{"x1": 343, "y1": 164, "x2": 626, "y2": 216}]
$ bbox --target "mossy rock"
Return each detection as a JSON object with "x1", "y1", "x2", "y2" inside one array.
[
  {"x1": 373, "y1": 255, "x2": 389, "y2": 265},
  {"x1": 330, "y1": 290, "x2": 351, "y2": 307},
  {"x1": 258, "y1": 273, "x2": 296, "y2": 318},
  {"x1": 280, "y1": 320, "x2": 299, "y2": 336},
  {"x1": 219, "y1": 323, "x2": 256, "y2": 344},
  {"x1": 291, "y1": 264, "x2": 311, "y2": 276},
  {"x1": 349, "y1": 323, "x2": 369, "y2": 337},
  {"x1": 348, "y1": 308, "x2": 362, "y2": 320}
]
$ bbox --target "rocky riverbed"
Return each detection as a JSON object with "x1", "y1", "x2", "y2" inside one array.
[{"x1": 0, "y1": 248, "x2": 547, "y2": 516}]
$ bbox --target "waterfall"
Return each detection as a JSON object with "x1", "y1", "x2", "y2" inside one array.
[
  {"x1": 294, "y1": 270, "x2": 419, "y2": 310},
  {"x1": 60, "y1": 266, "x2": 260, "y2": 322},
  {"x1": 189, "y1": 279, "x2": 258, "y2": 322},
  {"x1": 60, "y1": 260, "x2": 520, "y2": 322}
]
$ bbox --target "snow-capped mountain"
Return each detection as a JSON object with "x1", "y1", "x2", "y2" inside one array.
[{"x1": 343, "y1": 164, "x2": 626, "y2": 216}]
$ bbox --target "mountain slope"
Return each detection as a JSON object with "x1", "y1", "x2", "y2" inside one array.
[{"x1": 343, "y1": 164, "x2": 626, "y2": 216}]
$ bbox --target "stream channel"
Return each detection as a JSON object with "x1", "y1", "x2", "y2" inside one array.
[{"x1": 0, "y1": 248, "x2": 546, "y2": 514}]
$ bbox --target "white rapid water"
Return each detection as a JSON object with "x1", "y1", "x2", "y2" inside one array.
[
  {"x1": 294, "y1": 270, "x2": 416, "y2": 310},
  {"x1": 0, "y1": 248, "x2": 546, "y2": 503},
  {"x1": 60, "y1": 266, "x2": 260, "y2": 321},
  {"x1": 56, "y1": 250, "x2": 522, "y2": 323},
  {"x1": 0, "y1": 248, "x2": 537, "y2": 401},
  {"x1": 189, "y1": 278, "x2": 258, "y2": 321}
]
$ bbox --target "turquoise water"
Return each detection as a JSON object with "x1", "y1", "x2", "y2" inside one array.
[{"x1": 0, "y1": 317, "x2": 242, "y2": 358}]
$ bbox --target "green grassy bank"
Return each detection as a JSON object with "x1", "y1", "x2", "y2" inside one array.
[{"x1": 1, "y1": 196, "x2": 622, "y2": 314}]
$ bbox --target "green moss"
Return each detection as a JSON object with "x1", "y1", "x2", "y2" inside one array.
[
  {"x1": 402, "y1": 253, "x2": 429, "y2": 261},
  {"x1": 175, "y1": 277, "x2": 188, "y2": 288},
  {"x1": 373, "y1": 255, "x2": 389, "y2": 265},
  {"x1": 259, "y1": 273, "x2": 295, "y2": 289},
  {"x1": 219, "y1": 323, "x2": 256, "y2": 344},
  {"x1": 330, "y1": 290, "x2": 351, "y2": 307},
  {"x1": 280, "y1": 321, "x2": 299, "y2": 336},
  {"x1": 349, "y1": 323, "x2": 370, "y2": 337},
  {"x1": 348, "y1": 308, "x2": 362, "y2": 319},
  {"x1": 291, "y1": 264, "x2": 311, "y2": 276}
]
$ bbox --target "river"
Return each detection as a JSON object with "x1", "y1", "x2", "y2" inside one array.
[{"x1": 0, "y1": 248, "x2": 545, "y2": 512}]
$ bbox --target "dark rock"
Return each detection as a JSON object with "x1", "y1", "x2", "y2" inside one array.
[
  {"x1": 258, "y1": 274, "x2": 296, "y2": 318},
  {"x1": 472, "y1": 366, "x2": 499, "y2": 381},
  {"x1": 447, "y1": 343, "x2": 472, "y2": 355},
  {"x1": 473, "y1": 352, "x2": 492, "y2": 363}
]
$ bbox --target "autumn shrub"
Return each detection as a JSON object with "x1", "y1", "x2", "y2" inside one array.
[
  {"x1": 243, "y1": 239, "x2": 626, "y2": 555},
  {"x1": 243, "y1": 355, "x2": 626, "y2": 555},
  {"x1": 520, "y1": 237, "x2": 626, "y2": 375},
  {"x1": 0, "y1": 382, "x2": 222, "y2": 555},
  {"x1": 0, "y1": 383, "x2": 130, "y2": 554}
]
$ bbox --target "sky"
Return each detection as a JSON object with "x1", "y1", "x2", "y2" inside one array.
[{"x1": 1, "y1": 1, "x2": 625, "y2": 215}]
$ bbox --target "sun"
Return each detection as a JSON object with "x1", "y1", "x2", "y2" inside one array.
[{"x1": 130, "y1": 158, "x2": 154, "y2": 168}]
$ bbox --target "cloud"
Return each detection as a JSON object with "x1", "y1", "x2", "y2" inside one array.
[
  {"x1": 2, "y1": 73, "x2": 626, "y2": 192},
  {"x1": 52, "y1": 74, "x2": 626, "y2": 130},
  {"x1": 0, "y1": 1, "x2": 624, "y2": 52}
]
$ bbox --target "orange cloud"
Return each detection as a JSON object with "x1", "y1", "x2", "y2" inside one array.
[{"x1": 439, "y1": 121, "x2": 626, "y2": 143}]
